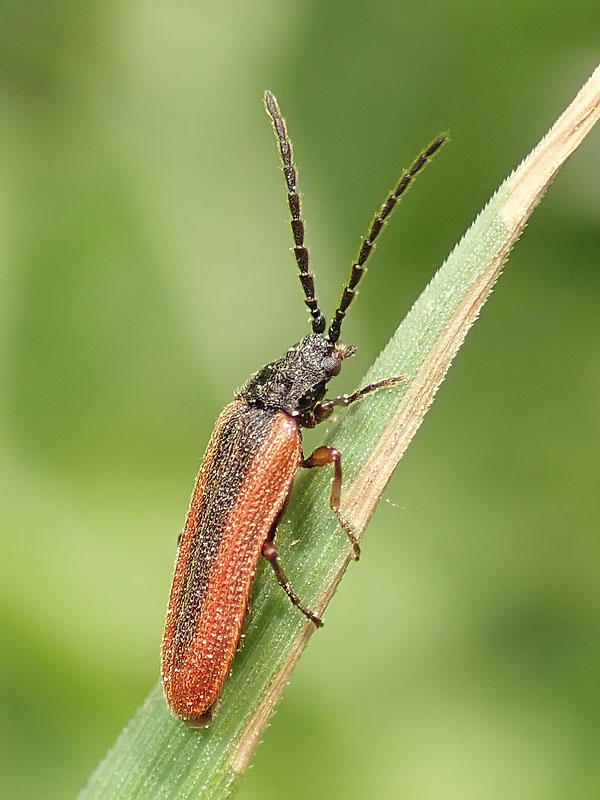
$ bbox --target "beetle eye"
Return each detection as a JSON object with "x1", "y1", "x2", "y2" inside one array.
[{"x1": 323, "y1": 356, "x2": 341, "y2": 377}]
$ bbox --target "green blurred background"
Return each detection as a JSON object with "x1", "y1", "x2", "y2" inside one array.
[{"x1": 1, "y1": 2, "x2": 599, "y2": 798}]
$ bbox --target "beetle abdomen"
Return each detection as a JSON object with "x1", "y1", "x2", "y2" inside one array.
[{"x1": 161, "y1": 401, "x2": 301, "y2": 724}]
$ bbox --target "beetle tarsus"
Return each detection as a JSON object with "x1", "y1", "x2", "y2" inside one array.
[{"x1": 335, "y1": 510, "x2": 362, "y2": 561}]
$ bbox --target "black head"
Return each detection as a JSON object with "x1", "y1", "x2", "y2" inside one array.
[{"x1": 236, "y1": 333, "x2": 356, "y2": 415}]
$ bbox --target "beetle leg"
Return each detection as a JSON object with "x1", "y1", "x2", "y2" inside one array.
[
  {"x1": 301, "y1": 446, "x2": 361, "y2": 560},
  {"x1": 314, "y1": 375, "x2": 406, "y2": 423},
  {"x1": 262, "y1": 540, "x2": 323, "y2": 628}
]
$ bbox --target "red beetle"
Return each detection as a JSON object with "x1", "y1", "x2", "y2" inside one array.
[{"x1": 161, "y1": 91, "x2": 445, "y2": 726}]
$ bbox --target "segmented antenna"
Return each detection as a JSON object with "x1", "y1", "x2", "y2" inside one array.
[
  {"x1": 328, "y1": 134, "x2": 448, "y2": 343},
  {"x1": 265, "y1": 91, "x2": 326, "y2": 335}
]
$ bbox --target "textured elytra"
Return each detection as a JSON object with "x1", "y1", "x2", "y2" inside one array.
[{"x1": 161, "y1": 402, "x2": 301, "y2": 723}]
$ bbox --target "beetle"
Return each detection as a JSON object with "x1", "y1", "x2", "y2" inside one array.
[{"x1": 161, "y1": 91, "x2": 446, "y2": 726}]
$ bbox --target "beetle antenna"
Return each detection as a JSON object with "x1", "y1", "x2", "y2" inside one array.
[
  {"x1": 265, "y1": 91, "x2": 326, "y2": 335},
  {"x1": 328, "y1": 133, "x2": 448, "y2": 344}
]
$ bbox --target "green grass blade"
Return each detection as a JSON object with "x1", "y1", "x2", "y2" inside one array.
[{"x1": 78, "y1": 63, "x2": 600, "y2": 800}]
